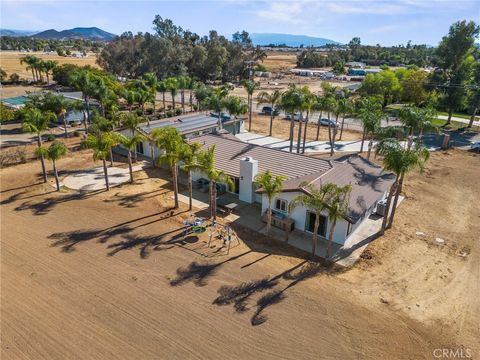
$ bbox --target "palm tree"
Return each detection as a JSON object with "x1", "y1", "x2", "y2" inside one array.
[
  {"x1": 280, "y1": 86, "x2": 304, "y2": 153},
  {"x1": 152, "y1": 126, "x2": 184, "y2": 209},
  {"x1": 177, "y1": 75, "x2": 189, "y2": 113},
  {"x1": 119, "y1": 112, "x2": 146, "y2": 162},
  {"x1": 224, "y1": 95, "x2": 248, "y2": 135},
  {"x1": 71, "y1": 69, "x2": 96, "y2": 125},
  {"x1": 36, "y1": 140, "x2": 68, "y2": 191},
  {"x1": 399, "y1": 106, "x2": 436, "y2": 147},
  {"x1": 205, "y1": 91, "x2": 227, "y2": 130},
  {"x1": 165, "y1": 77, "x2": 178, "y2": 111},
  {"x1": 301, "y1": 90, "x2": 317, "y2": 154},
  {"x1": 337, "y1": 97, "x2": 352, "y2": 140},
  {"x1": 198, "y1": 145, "x2": 234, "y2": 221},
  {"x1": 376, "y1": 138, "x2": 430, "y2": 233},
  {"x1": 123, "y1": 88, "x2": 138, "y2": 113},
  {"x1": 118, "y1": 134, "x2": 145, "y2": 183},
  {"x1": 82, "y1": 132, "x2": 118, "y2": 191},
  {"x1": 42, "y1": 60, "x2": 57, "y2": 85},
  {"x1": 325, "y1": 184, "x2": 352, "y2": 258},
  {"x1": 143, "y1": 72, "x2": 158, "y2": 115},
  {"x1": 289, "y1": 183, "x2": 336, "y2": 255},
  {"x1": 256, "y1": 90, "x2": 282, "y2": 137},
  {"x1": 21, "y1": 107, "x2": 56, "y2": 183},
  {"x1": 315, "y1": 95, "x2": 326, "y2": 141},
  {"x1": 186, "y1": 77, "x2": 198, "y2": 112},
  {"x1": 242, "y1": 79, "x2": 258, "y2": 132},
  {"x1": 254, "y1": 171, "x2": 285, "y2": 236},
  {"x1": 156, "y1": 80, "x2": 168, "y2": 114},
  {"x1": 357, "y1": 96, "x2": 383, "y2": 153},
  {"x1": 20, "y1": 55, "x2": 37, "y2": 82},
  {"x1": 180, "y1": 142, "x2": 203, "y2": 211}
]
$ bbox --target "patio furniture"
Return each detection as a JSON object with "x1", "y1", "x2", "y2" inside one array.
[{"x1": 262, "y1": 210, "x2": 295, "y2": 232}]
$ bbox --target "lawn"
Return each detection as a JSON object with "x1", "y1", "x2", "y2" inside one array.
[{"x1": 431, "y1": 118, "x2": 480, "y2": 131}]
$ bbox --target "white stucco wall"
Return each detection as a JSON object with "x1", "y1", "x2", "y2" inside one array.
[{"x1": 261, "y1": 192, "x2": 358, "y2": 245}]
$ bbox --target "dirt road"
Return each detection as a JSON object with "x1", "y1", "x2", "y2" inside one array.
[{"x1": 1, "y1": 148, "x2": 478, "y2": 359}]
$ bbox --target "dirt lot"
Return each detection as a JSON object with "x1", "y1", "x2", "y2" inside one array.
[
  {"x1": 0, "y1": 51, "x2": 99, "y2": 80},
  {"x1": 1, "y1": 146, "x2": 478, "y2": 359}
]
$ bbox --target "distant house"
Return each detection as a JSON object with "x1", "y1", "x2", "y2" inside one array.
[
  {"x1": 120, "y1": 112, "x2": 245, "y2": 159},
  {"x1": 345, "y1": 61, "x2": 366, "y2": 69},
  {"x1": 187, "y1": 134, "x2": 395, "y2": 248}
]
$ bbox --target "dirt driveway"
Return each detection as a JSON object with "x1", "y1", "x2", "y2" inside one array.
[{"x1": 1, "y1": 148, "x2": 478, "y2": 359}]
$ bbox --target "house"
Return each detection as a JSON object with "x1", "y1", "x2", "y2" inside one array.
[
  {"x1": 120, "y1": 112, "x2": 244, "y2": 159},
  {"x1": 187, "y1": 134, "x2": 395, "y2": 246}
]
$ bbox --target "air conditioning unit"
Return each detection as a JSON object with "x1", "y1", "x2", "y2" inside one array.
[{"x1": 376, "y1": 199, "x2": 387, "y2": 216}]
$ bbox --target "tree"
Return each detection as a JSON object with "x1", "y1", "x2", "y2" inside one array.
[
  {"x1": 224, "y1": 95, "x2": 248, "y2": 135},
  {"x1": 205, "y1": 89, "x2": 228, "y2": 130},
  {"x1": 401, "y1": 69, "x2": 428, "y2": 105},
  {"x1": 467, "y1": 61, "x2": 480, "y2": 128},
  {"x1": 242, "y1": 79, "x2": 258, "y2": 132},
  {"x1": 357, "y1": 96, "x2": 383, "y2": 153},
  {"x1": 198, "y1": 145, "x2": 234, "y2": 221},
  {"x1": 152, "y1": 126, "x2": 184, "y2": 209},
  {"x1": 71, "y1": 69, "x2": 96, "y2": 124},
  {"x1": 0, "y1": 68, "x2": 7, "y2": 83},
  {"x1": 118, "y1": 134, "x2": 145, "y2": 183},
  {"x1": 35, "y1": 140, "x2": 68, "y2": 191},
  {"x1": 143, "y1": 72, "x2": 158, "y2": 115},
  {"x1": 435, "y1": 20, "x2": 480, "y2": 124},
  {"x1": 325, "y1": 184, "x2": 352, "y2": 258},
  {"x1": 289, "y1": 183, "x2": 335, "y2": 255},
  {"x1": 42, "y1": 60, "x2": 57, "y2": 85},
  {"x1": 300, "y1": 88, "x2": 316, "y2": 154},
  {"x1": 119, "y1": 112, "x2": 146, "y2": 161},
  {"x1": 82, "y1": 132, "x2": 118, "y2": 191},
  {"x1": 254, "y1": 171, "x2": 285, "y2": 236},
  {"x1": 376, "y1": 139, "x2": 429, "y2": 232},
  {"x1": 157, "y1": 80, "x2": 168, "y2": 114},
  {"x1": 359, "y1": 70, "x2": 401, "y2": 107},
  {"x1": 336, "y1": 97, "x2": 353, "y2": 140},
  {"x1": 21, "y1": 107, "x2": 55, "y2": 182},
  {"x1": 399, "y1": 106, "x2": 436, "y2": 144},
  {"x1": 332, "y1": 61, "x2": 345, "y2": 75},
  {"x1": 256, "y1": 90, "x2": 282, "y2": 137},
  {"x1": 165, "y1": 77, "x2": 178, "y2": 111},
  {"x1": 180, "y1": 142, "x2": 203, "y2": 211},
  {"x1": 281, "y1": 86, "x2": 305, "y2": 153}
]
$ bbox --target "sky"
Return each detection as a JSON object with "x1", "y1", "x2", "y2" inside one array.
[{"x1": 1, "y1": 0, "x2": 479, "y2": 46}]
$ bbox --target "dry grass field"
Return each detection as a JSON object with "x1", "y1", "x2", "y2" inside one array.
[
  {"x1": 261, "y1": 51, "x2": 298, "y2": 72},
  {"x1": 1, "y1": 144, "x2": 478, "y2": 359},
  {"x1": 0, "y1": 51, "x2": 99, "y2": 80}
]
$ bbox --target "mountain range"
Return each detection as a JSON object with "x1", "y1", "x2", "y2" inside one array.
[
  {"x1": 0, "y1": 27, "x2": 116, "y2": 41},
  {"x1": 250, "y1": 33, "x2": 341, "y2": 47}
]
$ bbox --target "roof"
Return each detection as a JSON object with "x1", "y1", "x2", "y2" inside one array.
[
  {"x1": 138, "y1": 113, "x2": 239, "y2": 136},
  {"x1": 188, "y1": 133, "x2": 332, "y2": 179},
  {"x1": 309, "y1": 155, "x2": 395, "y2": 222}
]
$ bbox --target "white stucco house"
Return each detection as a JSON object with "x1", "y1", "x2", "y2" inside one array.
[{"x1": 188, "y1": 133, "x2": 395, "y2": 246}]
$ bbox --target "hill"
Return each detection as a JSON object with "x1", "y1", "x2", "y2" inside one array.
[
  {"x1": 250, "y1": 33, "x2": 341, "y2": 47},
  {"x1": 32, "y1": 27, "x2": 116, "y2": 41},
  {"x1": 0, "y1": 29, "x2": 37, "y2": 37}
]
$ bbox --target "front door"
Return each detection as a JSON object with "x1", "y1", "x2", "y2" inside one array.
[
  {"x1": 306, "y1": 211, "x2": 327, "y2": 236},
  {"x1": 136, "y1": 141, "x2": 144, "y2": 155}
]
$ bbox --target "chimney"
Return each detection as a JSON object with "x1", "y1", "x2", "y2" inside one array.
[{"x1": 239, "y1": 156, "x2": 258, "y2": 203}]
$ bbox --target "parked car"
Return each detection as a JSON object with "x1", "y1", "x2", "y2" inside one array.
[
  {"x1": 260, "y1": 106, "x2": 280, "y2": 116},
  {"x1": 285, "y1": 112, "x2": 301, "y2": 121},
  {"x1": 471, "y1": 141, "x2": 480, "y2": 152},
  {"x1": 318, "y1": 118, "x2": 339, "y2": 127}
]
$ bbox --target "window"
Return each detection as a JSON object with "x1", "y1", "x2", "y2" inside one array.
[{"x1": 275, "y1": 198, "x2": 288, "y2": 213}]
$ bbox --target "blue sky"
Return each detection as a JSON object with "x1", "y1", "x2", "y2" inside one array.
[{"x1": 1, "y1": 0, "x2": 479, "y2": 46}]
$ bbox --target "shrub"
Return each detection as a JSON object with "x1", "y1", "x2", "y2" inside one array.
[
  {"x1": 175, "y1": 108, "x2": 182, "y2": 115},
  {"x1": 166, "y1": 110, "x2": 174, "y2": 117},
  {"x1": 73, "y1": 130, "x2": 80, "y2": 137},
  {"x1": 46, "y1": 134, "x2": 55, "y2": 142}
]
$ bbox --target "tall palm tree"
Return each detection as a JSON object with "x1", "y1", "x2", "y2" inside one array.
[
  {"x1": 35, "y1": 140, "x2": 68, "y2": 191},
  {"x1": 224, "y1": 95, "x2": 248, "y2": 135},
  {"x1": 42, "y1": 60, "x2": 57, "y2": 85},
  {"x1": 301, "y1": 89, "x2": 317, "y2": 154},
  {"x1": 71, "y1": 69, "x2": 96, "y2": 125},
  {"x1": 254, "y1": 171, "x2": 285, "y2": 236},
  {"x1": 257, "y1": 90, "x2": 282, "y2": 137},
  {"x1": 143, "y1": 72, "x2": 158, "y2": 115},
  {"x1": 20, "y1": 55, "x2": 37, "y2": 82},
  {"x1": 376, "y1": 138, "x2": 430, "y2": 233},
  {"x1": 315, "y1": 95, "x2": 326, "y2": 141},
  {"x1": 119, "y1": 112, "x2": 146, "y2": 162},
  {"x1": 325, "y1": 184, "x2": 352, "y2": 258},
  {"x1": 399, "y1": 106, "x2": 436, "y2": 146},
  {"x1": 357, "y1": 96, "x2": 384, "y2": 153},
  {"x1": 337, "y1": 97, "x2": 352, "y2": 140},
  {"x1": 205, "y1": 91, "x2": 227, "y2": 130},
  {"x1": 156, "y1": 80, "x2": 168, "y2": 114},
  {"x1": 242, "y1": 79, "x2": 258, "y2": 132},
  {"x1": 176, "y1": 75, "x2": 189, "y2": 113},
  {"x1": 123, "y1": 88, "x2": 138, "y2": 113},
  {"x1": 152, "y1": 126, "x2": 184, "y2": 209},
  {"x1": 21, "y1": 107, "x2": 56, "y2": 183},
  {"x1": 165, "y1": 77, "x2": 178, "y2": 111},
  {"x1": 186, "y1": 77, "x2": 198, "y2": 112},
  {"x1": 118, "y1": 134, "x2": 145, "y2": 183},
  {"x1": 280, "y1": 86, "x2": 304, "y2": 153},
  {"x1": 198, "y1": 145, "x2": 234, "y2": 221},
  {"x1": 82, "y1": 132, "x2": 118, "y2": 191},
  {"x1": 180, "y1": 142, "x2": 203, "y2": 212},
  {"x1": 289, "y1": 183, "x2": 336, "y2": 254}
]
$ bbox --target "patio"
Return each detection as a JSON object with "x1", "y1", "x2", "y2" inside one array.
[{"x1": 177, "y1": 187, "x2": 391, "y2": 266}]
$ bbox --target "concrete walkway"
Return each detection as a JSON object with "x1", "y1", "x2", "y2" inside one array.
[
  {"x1": 236, "y1": 132, "x2": 375, "y2": 153},
  {"x1": 62, "y1": 162, "x2": 150, "y2": 191}
]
